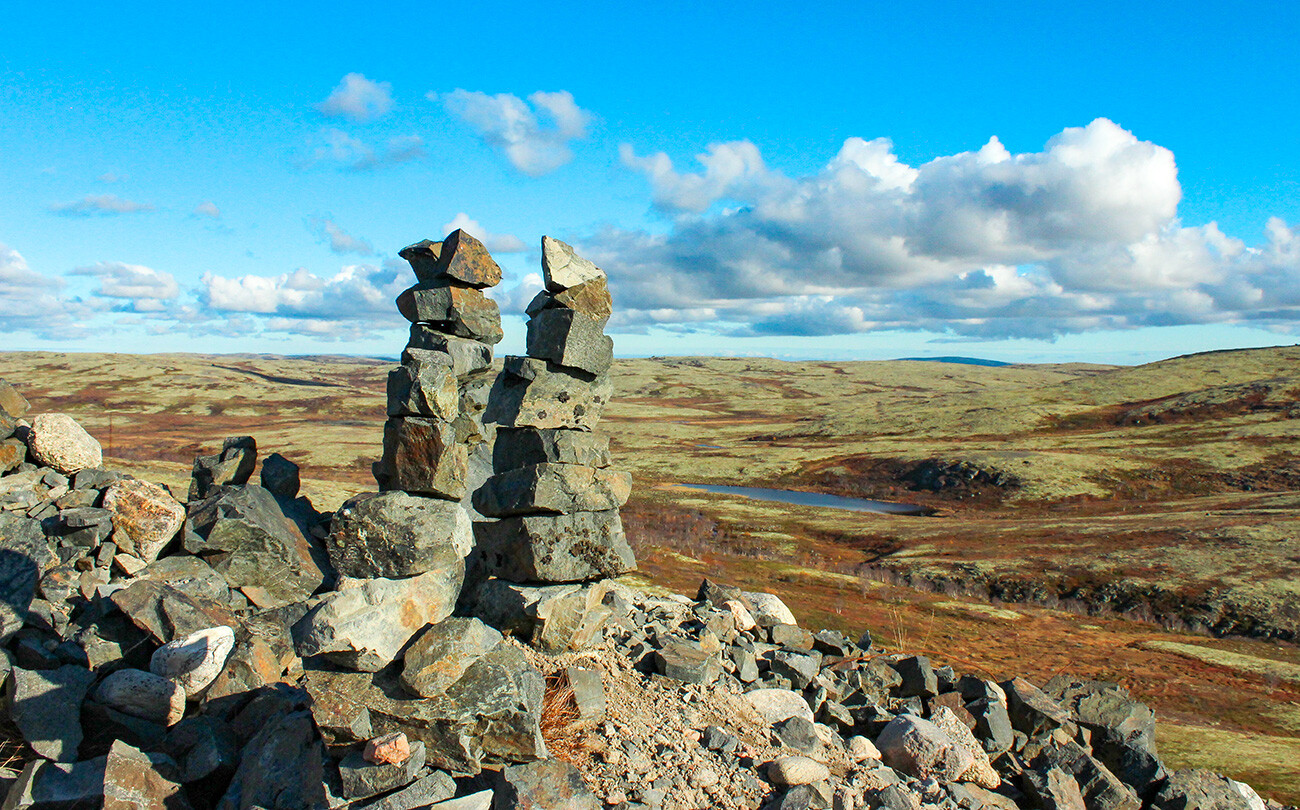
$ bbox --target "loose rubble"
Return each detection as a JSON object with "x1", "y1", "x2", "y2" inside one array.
[{"x1": 0, "y1": 233, "x2": 1288, "y2": 810}]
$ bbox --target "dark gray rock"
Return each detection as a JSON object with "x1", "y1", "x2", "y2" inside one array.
[
  {"x1": 186, "y1": 484, "x2": 331, "y2": 608},
  {"x1": 1150, "y1": 769, "x2": 1253, "y2": 810},
  {"x1": 1003, "y1": 677, "x2": 1075, "y2": 737},
  {"x1": 493, "y1": 759, "x2": 600, "y2": 809},
  {"x1": 328, "y1": 491, "x2": 472, "y2": 579},
  {"x1": 811, "y1": 629, "x2": 852, "y2": 657},
  {"x1": 526, "y1": 275, "x2": 612, "y2": 326},
  {"x1": 483, "y1": 357, "x2": 612, "y2": 431},
  {"x1": 1033, "y1": 740, "x2": 1141, "y2": 810},
  {"x1": 7, "y1": 664, "x2": 95, "y2": 761},
  {"x1": 654, "y1": 639, "x2": 719, "y2": 684},
  {"x1": 893, "y1": 655, "x2": 939, "y2": 698},
  {"x1": 260, "y1": 452, "x2": 301, "y2": 499},
  {"x1": 401, "y1": 617, "x2": 503, "y2": 698},
  {"x1": 472, "y1": 509, "x2": 635, "y2": 583},
  {"x1": 1045, "y1": 677, "x2": 1165, "y2": 793},
  {"x1": 109, "y1": 579, "x2": 238, "y2": 644},
  {"x1": 467, "y1": 578, "x2": 621, "y2": 653},
  {"x1": 338, "y1": 740, "x2": 427, "y2": 799},
  {"x1": 769, "y1": 650, "x2": 821, "y2": 690},
  {"x1": 132, "y1": 554, "x2": 232, "y2": 604},
  {"x1": 493, "y1": 427, "x2": 611, "y2": 471},
  {"x1": 473, "y1": 463, "x2": 631, "y2": 518},
  {"x1": 968, "y1": 697, "x2": 1015, "y2": 755},
  {"x1": 444, "y1": 644, "x2": 547, "y2": 764},
  {"x1": 406, "y1": 325, "x2": 494, "y2": 378},
  {"x1": 376, "y1": 417, "x2": 469, "y2": 500},
  {"x1": 6, "y1": 740, "x2": 190, "y2": 809},
  {"x1": 189, "y1": 435, "x2": 256, "y2": 501},
  {"x1": 526, "y1": 308, "x2": 613, "y2": 375},
  {"x1": 703, "y1": 725, "x2": 740, "y2": 753},
  {"x1": 773, "y1": 715, "x2": 820, "y2": 755},
  {"x1": 397, "y1": 282, "x2": 503, "y2": 344},
  {"x1": 165, "y1": 715, "x2": 240, "y2": 784},
  {"x1": 429, "y1": 229, "x2": 502, "y2": 289},
  {"x1": 357, "y1": 769, "x2": 457, "y2": 810},
  {"x1": 0, "y1": 512, "x2": 55, "y2": 642},
  {"x1": 398, "y1": 238, "x2": 443, "y2": 283},
  {"x1": 217, "y1": 709, "x2": 328, "y2": 810},
  {"x1": 387, "y1": 350, "x2": 459, "y2": 420}
]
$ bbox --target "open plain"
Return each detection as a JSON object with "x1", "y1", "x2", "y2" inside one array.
[{"x1": 3, "y1": 346, "x2": 1300, "y2": 802}]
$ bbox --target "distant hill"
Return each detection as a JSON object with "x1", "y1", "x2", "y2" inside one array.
[{"x1": 895, "y1": 355, "x2": 1011, "y2": 367}]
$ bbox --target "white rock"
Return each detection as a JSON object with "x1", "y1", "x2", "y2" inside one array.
[
  {"x1": 745, "y1": 688, "x2": 815, "y2": 725},
  {"x1": 847, "y1": 735, "x2": 882, "y2": 762},
  {"x1": 930, "y1": 706, "x2": 999, "y2": 788},
  {"x1": 740, "y1": 591, "x2": 796, "y2": 626},
  {"x1": 27, "y1": 413, "x2": 102, "y2": 474},
  {"x1": 150, "y1": 626, "x2": 236, "y2": 698},
  {"x1": 1228, "y1": 779, "x2": 1267, "y2": 810},
  {"x1": 428, "y1": 790, "x2": 494, "y2": 810},
  {"x1": 721, "y1": 599, "x2": 757, "y2": 632},
  {"x1": 767, "y1": 755, "x2": 829, "y2": 786},
  {"x1": 541, "y1": 236, "x2": 604, "y2": 291},
  {"x1": 95, "y1": 668, "x2": 186, "y2": 726}
]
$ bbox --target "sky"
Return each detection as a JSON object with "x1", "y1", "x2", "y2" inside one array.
[{"x1": 2, "y1": 1, "x2": 1298, "y2": 365}]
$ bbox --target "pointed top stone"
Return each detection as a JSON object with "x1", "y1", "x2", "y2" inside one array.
[
  {"x1": 436, "y1": 230, "x2": 502, "y2": 288},
  {"x1": 398, "y1": 240, "x2": 443, "y2": 283},
  {"x1": 541, "y1": 236, "x2": 604, "y2": 291}
]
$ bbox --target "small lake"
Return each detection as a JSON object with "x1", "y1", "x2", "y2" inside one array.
[{"x1": 677, "y1": 484, "x2": 934, "y2": 516}]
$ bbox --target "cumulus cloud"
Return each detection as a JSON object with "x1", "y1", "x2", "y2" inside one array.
[
  {"x1": 438, "y1": 89, "x2": 591, "y2": 175},
  {"x1": 311, "y1": 129, "x2": 426, "y2": 171},
  {"x1": 69, "y1": 262, "x2": 179, "y2": 312},
  {"x1": 592, "y1": 118, "x2": 1300, "y2": 338},
  {"x1": 194, "y1": 201, "x2": 221, "y2": 219},
  {"x1": 49, "y1": 194, "x2": 154, "y2": 216},
  {"x1": 309, "y1": 217, "x2": 375, "y2": 256},
  {"x1": 0, "y1": 242, "x2": 89, "y2": 339},
  {"x1": 316, "y1": 73, "x2": 393, "y2": 122},
  {"x1": 442, "y1": 213, "x2": 527, "y2": 254}
]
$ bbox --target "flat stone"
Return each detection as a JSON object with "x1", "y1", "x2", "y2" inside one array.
[
  {"x1": 132, "y1": 554, "x2": 232, "y2": 604},
  {"x1": 1003, "y1": 677, "x2": 1075, "y2": 737},
  {"x1": 102, "y1": 478, "x2": 185, "y2": 563},
  {"x1": 746, "y1": 689, "x2": 815, "y2": 725},
  {"x1": 566, "y1": 667, "x2": 606, "y2": 724},
  {"x1": 328, "y1": 491, "x2": 472, "y2": 579},
  {"x1": 6, "y1": 740, "x2": 189, "y2": 809},
  {"x1": 95, "y1": 667, "x2": 187, "y2": 726},
  {"x1": 770, "y1": 623, "x2": 815, "y2": 651},
  {"x1": 893, "y1": 655, "x2": 939, "y2": 698},
  {"x1": 397, "y1": 283, "x2": 503, "y2": 344},
  {"x1": 494, "y1": 759, "x2": 600, "y2": 809},
  {"x1": 387, "y1": 351, "x2": 459, "y2": 420},
  {"x1": 406, "y1": 327, "x2": 494, "y2": 378},
  {"x1": 655, "y1": 639, "x2": 720, "y2": 684},
  {"x1": 541, "y1": 236, "x2": 604, "y2": 291},
  {"x1": 110, "y1": 578, "x2": 238, "y2": 644},
  {"x1": 493, "y1": 427, "x2": 611, "y2": 471},
  {"x1": 188, "y1": 435, "x2": 256, "y2": 501},
  {"x1": 260, "y1": 452, "x2": 301, "y2": 499},
  {"x1": 876, "y1": 714, "x2": 974, "y2": 783},
  {"x1": 0, "y1": 380, "x2": 30, "y2": 418},
  {"x1": 362, "y1": 770, "x2": 458, "y2": 810},
  {"x1": 218, "y1": 709, "x2": 327, "y2": 810},
  {"x1": 767, "y1": 755, "x2": 830, "y2": 787},
  {"x1": 398, "y1": 238, "x2": 443, "y2": 283},
  {"x1": 27, "y1": 413, "x2": 101, "y2": 474},
  {"x1": 400, "y1": 617, "x2": 503, "y2": 698},
  {"x1": 526, "y1": 308, "x2": 614, "y2": 375},
  {"x1": 293, "y1": 565, "x2": 464, "y2": 671},
  {"x1": 7, "y1": 664, "x2": 95, "y2": 762},
  {"x1": 484, "y1": 356, "x2": 612, "y2": 431},
  {"x1": 473, "y1": 509, "x2": 635, "y2": 583},
  {"x1": 474, "y1": 463, "x2": 631, "y2": 518},
  {"x1": 150, "y1": 625, "x2": 237, "y2": 698},
  {"x1": 339, "y1": 740, "x2": 426, "y2": 799},
  {"x1": 423, "y1": 789, "x2": 492, "y2": 810},
  {"x1": 433, "y1": 229, "x2": 502, "y2": 288},
  {"x1": 526, "y1": 276, "x2": 612, "y2": 326},
  {"x1": 377, "y1": 417, "x2": 469, "y2": 500},
  {"x1": 186, "y1": 485, "x2": 329, "y2": 609}
]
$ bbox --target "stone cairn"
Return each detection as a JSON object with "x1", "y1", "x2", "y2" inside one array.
[{"x1": 472, "y1": 235, "x2": 637, "y2": 586}]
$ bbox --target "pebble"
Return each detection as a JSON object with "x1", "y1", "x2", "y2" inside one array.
[
  {"x1": 767, "y1": 755, "x2": 830, "y2": 786},
  {"x1": 847, "y1": 735, "x2": 882, "y2": 762},
  {"x1": 689, "y1": 766, "x2": 719, "y2": 788}
]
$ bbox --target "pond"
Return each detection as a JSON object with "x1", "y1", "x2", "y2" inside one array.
[{"x1": 676, "y1": 483, "x2": 934, "y2": 516}]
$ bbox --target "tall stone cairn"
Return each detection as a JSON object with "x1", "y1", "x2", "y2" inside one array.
[{"x1": 473, "y1": 236, "x2": 637, "y2": 583}]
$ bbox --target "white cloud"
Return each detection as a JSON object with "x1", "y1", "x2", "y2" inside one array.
[
  {"x1": 309, "y1": 217, "x2": 375, "y2": 256},
  {"x1": 591, "y1": 119, "x2": 1300, "y2": 338},
  {"x1": 0, "y1": 242, "x2": 89, "y2": 339},
  {"x1": 316, "y1": 73, "x2": 393, "y2": 122},
  {"x1": 438, "y1": 89, "x2": 592, "y2": 175},
  {"x1": 311, "y1": 129, "x2": 426, "y2": 171},
  {"x1": 49, "y1": 194, "x2": 154, "y2": 216},
  {"x1": 69, "y1": 262, "x2": 179, "y2": 311},
  {"x1": 442, "y1": 213, "x2": 527, "y2": 254},
  {"x1": 194, "y1": 201, "x2": 221, "y2": 219}
]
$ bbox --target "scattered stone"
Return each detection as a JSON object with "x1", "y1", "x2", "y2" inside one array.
[
  {"x1": 218, "y1": 709, "x2": 327, "y2": 810},
  {"x1": 365, "y1": 731, "x2": 412, "y2": 765},
  {"x1": 364, "y1": 770, "x2": 458, "y2": 810},
  {"x1": 6, "y1": 740, "x2": 188, "y2": 809},
  {"x1": 768, "y1": 755, "x2": 830, "y2": 787},
  {"x1": 94, "y1": 668, "x2": 187, "y2": 726},
  {"x1": 655, "y1": 639, "x2": 720, "y2": 684},
  {"x1": 328, "y1": 490, "x2": 472, "y2": 578},
  {"x1": 1004, "y1": 677, "x2": 1075, "y2": 737},
  {"x1": 746, "y1": 688, "x2": 816, "y2": 725},
  {"x1": 102, "y1": 477, "x2": 185, "y2": 563},
  {"x1": 27, "y1": 413, "x2": 102, "y2": 474},
  {"x1": 150, "y1": 625, "x2": 236, "y2": 697},
  {"x1": 847, "y1": 735, "x2": 882, "y2": 763},
  {"x1": 0, "y1": 512, "x2": 56, "y2": 642},
  {"x1": 742, "y1": 591, "x2": 797, "y2": 627},
  {"x1": 1151, "y1": 769, "x2": 1253, "y2": 810},
  {"x1": 893, "y1": 655, "x2": 939, "y2": 698},
  {"x1": 877, "y1": 714, "x2": 975, "y2": 783}
]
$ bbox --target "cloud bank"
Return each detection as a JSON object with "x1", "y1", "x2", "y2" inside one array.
[
  {"x1": 439, "y1": 89, "x2": 591, "y2": 175},
  {"x1": 595, "y1": 119, "x2": 1300, "y2": 338}
]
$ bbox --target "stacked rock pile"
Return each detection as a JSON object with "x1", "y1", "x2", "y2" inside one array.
[{"x1": 473, "y1": 236, "x2": 636, "y2": 585}]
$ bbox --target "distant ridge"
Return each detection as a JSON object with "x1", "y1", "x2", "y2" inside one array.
[{"x1": 895, "y1": 355, "x2": 1011, "y2": 367}]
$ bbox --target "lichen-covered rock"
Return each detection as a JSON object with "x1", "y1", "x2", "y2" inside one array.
[
  {"x1": 432, "y1": 229, "x2": 502, "y2": 288},
  {"x1": 472, "y1": 509, "x2": 635, "y2": 583},
  {"x1": 473, "y1": 463, "x2": 631, "y2": 518},
  {"x1": 103, "y1": 478, "x2": 185, "y2": 563},
  {"x1": 150, "y1": 625, "x2": 236, "y2": 698},
  {"x1": 327, "y1": 491, "x2": 472, "y2": 579},
  {"x1": 931, "y1": 706, "x2": 999, "y2": 788},
  {"x1": 376, "y1": 417, "x2": 469, "y2": 500},
  {"x1": 27, "y1": 413, "x2": 102, "y2": 474},
  {"x1": 397, "y1": 283, "x2": 503, "y2": 344},
  {"x1": 483, "y1": 357, "x2": 612, "y2": 431},
  {"x1": 401, "y1": 617, "x2": 503, "y2": 698},
  {"x1": 526, "y1": 308, "x2": 614, "y2": 375}
]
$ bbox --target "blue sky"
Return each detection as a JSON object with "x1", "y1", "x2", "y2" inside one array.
[{"x1": 2, "y1": 1, "x2": 1297, "y2": 364}]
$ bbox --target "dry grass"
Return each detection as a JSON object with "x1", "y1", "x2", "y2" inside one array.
[{"x1": 539, "y1": 671, "x2": 593, "y2": 766}]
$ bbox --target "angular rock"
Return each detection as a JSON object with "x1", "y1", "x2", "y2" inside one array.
[
  {"x1": 474, "y1": 463, "x2": 631, "y2": 517},
  {"x1": 877, "y1": 714, "x2": 975, "y2": 783},
  {"x1": 968, "y1": 697, "x2": 1015, "y2": 755},
  {"x1": 893, "y1": 655, "x2": 939, "y2": 698},
  {"x1": 328, "y1": 491, "x2": 472, "y2": 579},
  {"x1": 473, "y1": 509, "x2": 634, "y2": 583},
  {"x1": 165, "y1": 714, "x2": 240, "y2": 784},
  {"x1": 931, "y1": 706, "x2": 999, "y2": 788},
  {"x1": 218, "y1": 709, "x2": 327, "y2": 810},
  {"x1": 377, "y1": 417, "x2": 469, "y2": 500},
  {"x1": 0, "y1": 512, "x2": 55, "y2": 642},
  {"x1": 655, "y1": 639, "x2": 720, "y2": 684},
  {"x1": 0, "y1": 380, "x2": 29, "y2": 418},
  {"x1": 406, "y1": 327, "x2": 494, "y2": 378},
  {"x1": 133, "y1": 554, "x2": 232, "y2": 604},
  {"x1": 746, "y1": 689, "x2": 816, "y2": 725},
  {"x1": 467, "y1": 578, "x2": 622, "y2": 653},
  {"x1": 1003, "y1": 677, "x2": 1075, "y2": 737},
  {"x1": 1034, "y1": 740, "x2": 1141, "y2": 810},
  {"x1": 95, "y1": 668, "x2": 187, "y2": 726},
  {"x1": 186, "y1": 485, "x2": 330, "y2": 608},
  {"x1": 7, "y1": 664, "x2": 96, "y2": 762},
  {"x1": 526, "y1": 308, "x2": 614, "y2": 375},
  {"x1": 151, "y1": 625, "x2": 236, "y2": 698},
  {"x1": 494, "y1": 759, "x2": 600, "y2": 809},
  {"x1": 339, "y1": 741, "x2": 426, "y2": 799},
  {"x1": 102, "y1": 478, "x2": 185, "y2": 563},
  {"x1": 770, "y1": 650, "x2": 821, "y2": 690},
  {"x1": 443, "y1": 644, "x2": 546, "y2": 763},
  {"x1": 363, "y1": 770, "x2": 458, "y2": 810},
  {"x1": 110, "y1": 578, "x2": 238, "y2": 644},
  {"x1": 566, "y1": 667, "x2": 606, "y2": 724},
  {"x1": 1025, "y1": 767, "x2": 1088, "y2": 810},
  {"x1": 365, "y1": 732, "x2": 412, "y2": 765},
  {"x1": 399, "y1": 238, "x2": 444, "y2": 283},
  {"x1": 397, "y1": 282, "x2": 503, "y2": 343},
  {"x1": 260, "y1": 452, "x2": 301, "y2": 499},
  {"x1": 433, "y1": 229, "x2": 502, "y2": 288},
  {"x1": 767, "y1": 755, "x2": 830, "y2": 787},
  {"x1": 526, "y1": 276, "x2": 612, "y2": 326},
  {"x1": 6, "y1": 740, "x2": 189, "y2": 809},
  {"x1": 27, "y1": 413, "x2": 102, "y2": 474},
  {"x1": 773, "y1": 715, "x2": 820, "y2": 754},
  {"x1": 541, "y1": 235, "x2": 604, "y2": 291},
  {"x1": 484, "y1": 357, "x2": 612, "y2": 431},
  {"x1": 188, "y1": 435, "x2": 256, "y2": 501},
  {"x1": 401, "y1": 617, "x2": 503, "y2": 698},
  {"x1": 388, "y1": 351, "x2": 459, "y2": 420},
  {"x1": 0, "y1": 437, "x2": 25, "y2": 473},
  {"x1": 493, "y1": 427, "x2": 611, "y2": 471},
  {"x1": 770, "y1": 623, "x2": 814, "y2": 651},
  {"x1": 1045, "y1": 677, "x2": 1165, "y2": 793},
  {"x1": 1151, "y1": 770, "x2": 1253, "y2": 810},
  {"x1": 293, "y1": 565, "x2": 464, "y2": 671}
]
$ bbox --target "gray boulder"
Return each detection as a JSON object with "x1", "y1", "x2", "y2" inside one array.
[
  {"x1": 444, "y1": 644, "x2": 547, "y2": 763},
  {"x1": 473, "y1": 509, "x2": 635, "y2": 583},
  {"x1": 493, "y1": 759, "x2": 600, "y2": 809},
  {"x1": 473, "y1": 463, "x2": 631, "y2": 517},
  {"x1": 26, "y1": 413, "x2": 102, "y2": 474},
  {"x1": 387, "y1": 350, "x2": 459, "y2": 420},
  {"x1": 1151, "y1": 770, "x2": 1254, "y2": 810},
  {"x1": 1033, "y1": 740, "x2": 1141, "y2": 810},
  {"x1": 397, "y1": 283, "x2": 503, "y2": 344},
  {"x1": 525, "y1": 308, "x2": 613, "y2": 375},
  {"x1": 525, "y1": 276, "x2": 612, "y2": 326},
  {"x1": 188, "y1": 435, "x2": 256, "y2": 501},
  {"x1": 338, "y1": 741, "x2": 427, "y2": 800},
  {"x1": 1003, "y1": 676, "x2": 1075, "y2": 737},
  {"x1": 377, "y1": 417, "x2": 469, "y2": 500},
  {"x1": 401, "y1": 617, "x2": 503, "y2": 698},
  {"x1": 328, "y1": 491, "x2": 471, "y2": 579},
  {"x1": 0, "y1": 513, "x2": 55, "y2": 642},
  {"x1": 94, "y1": 668, "x2": 187, "y2": 726},
  {"x1": 1045, "y1": 677, "x2": 1165, "y2": 793},
  {"x1": 102, "y1": 478, "x2": 185, "y2": 563},
  {"x1": 876, "y1": 714, "x2": 975, "y2": 782},
  {"x1": 493, "y1": 427, "x2": 611, "y2": 471},
  {"x1": 7, "y1": 664, "x2": 96, "y2": 761},
  {"x1": 109, "y1": 579, "x2": 239, "y2": 644},
  {"x1": 217, "y1": 709, "x2": 328, "y2": 810},
  {"x1": 7, "y1": 740, "x2": 189, "y2": 809},
  {"x1": 483, "y1": 357, "x2": 612, "y2": 431},
  {"x1": 468, "y1": 579, "x2": 622, "y2": 653}
]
